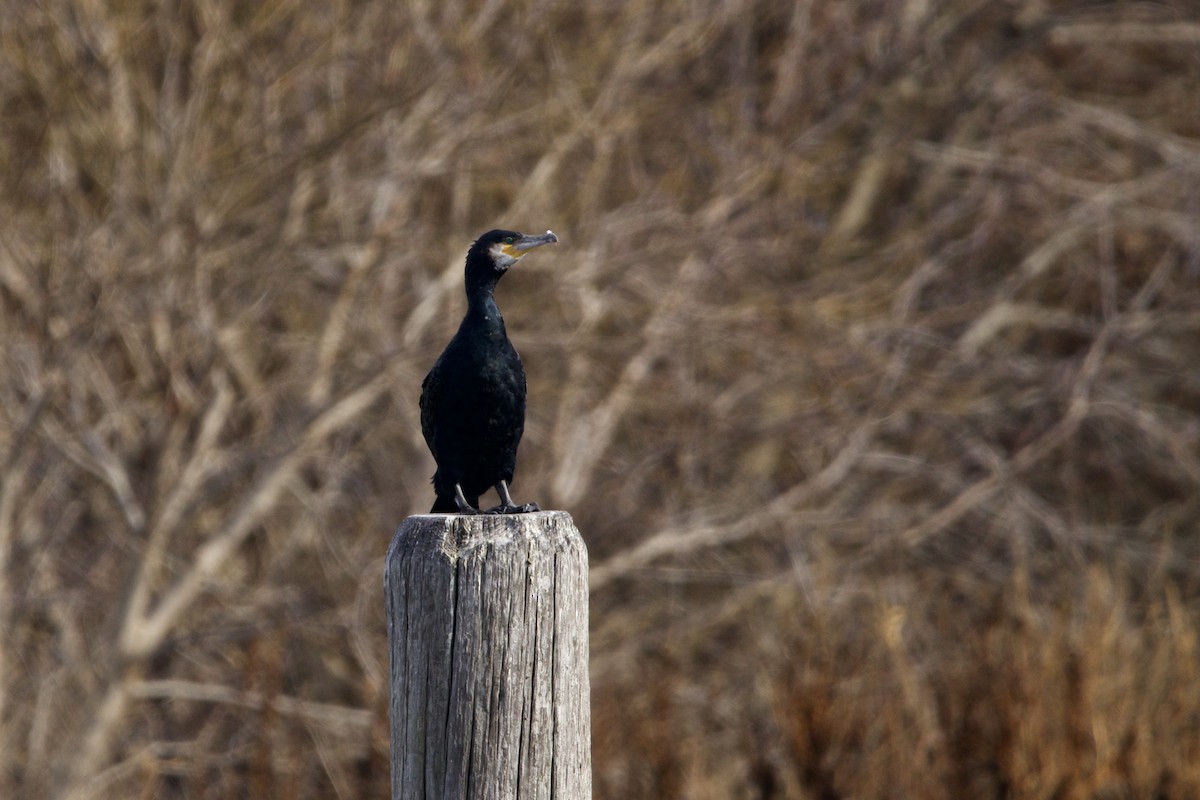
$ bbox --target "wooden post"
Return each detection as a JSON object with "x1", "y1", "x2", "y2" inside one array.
[{"x1": 385, "y1": 510, "x2": 590, "y2": 800}]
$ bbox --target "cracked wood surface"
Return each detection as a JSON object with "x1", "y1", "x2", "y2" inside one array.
[{"x1": 386, "y1": 511, "x2": 590, "y2": 800}]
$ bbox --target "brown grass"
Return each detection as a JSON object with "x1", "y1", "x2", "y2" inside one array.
[{"x1": 2, "y1": 0, "x2": 1200, "y2": 797}]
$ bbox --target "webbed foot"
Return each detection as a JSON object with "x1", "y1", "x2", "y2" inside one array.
[
  {"x1": 484, "y1": 502, "x2": 541, "y2": 515},
  {"x1": 486, "y1": 480, "x2": 540, "y2": 514}
]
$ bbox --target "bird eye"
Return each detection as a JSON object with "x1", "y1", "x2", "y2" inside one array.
[{"x1": 503, "y1": 237, "x2": 514, "y2": 245}]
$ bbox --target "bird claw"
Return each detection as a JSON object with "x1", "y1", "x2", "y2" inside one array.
[
  {"x1": 453, "y1": 483, "x2": 539, "y2": 514},
  {"x1": 483, "y1": 501, "x2": 540, "y2": 515},
  {"x1": 489, "y1": 481, "x2": 540, "y2": 513}
]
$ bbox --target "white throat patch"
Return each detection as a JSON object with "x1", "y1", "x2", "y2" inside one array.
[{"x1": 490, "y1": 242, "x2": 521, "y2": 269}]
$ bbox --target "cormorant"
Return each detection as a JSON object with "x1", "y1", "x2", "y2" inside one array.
[{"x1": 419, "y1": 229, "x2": 558, "y2": 514}]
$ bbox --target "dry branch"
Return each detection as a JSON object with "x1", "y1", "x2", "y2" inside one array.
[
  {"x1": 123, "y1": 371, "x2": 236, "y2": 646},
  {"x1": 552, "y1": 253, "x2": 706, "y2": 506},
  {"x1": 128, "y1": 679, "x2": 373, "y2": 734},
  {"x1": 590, "y1": 422, "x2": 876, "y2": 590},
  {"x1": 120, "y1": 371, "x2": 391, "y2": 660},
  {"x1": 1050, "y1": 22, "x2": 1200, "y2": 45}
]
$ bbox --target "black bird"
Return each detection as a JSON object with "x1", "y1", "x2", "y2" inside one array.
[{"x1": 419, "y1": 229, "x2": 558, "y2": 514}]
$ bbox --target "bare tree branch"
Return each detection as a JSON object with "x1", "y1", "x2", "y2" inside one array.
[{"x1": 120, "y1": 372, "x2": 391, "y2": 660}]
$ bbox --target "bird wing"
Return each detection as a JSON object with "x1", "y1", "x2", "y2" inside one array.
[{"x1": 419, "y1": 366, "x2": 438, "y2": 453}]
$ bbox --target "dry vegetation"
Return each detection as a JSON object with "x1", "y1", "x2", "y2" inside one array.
[{"x1": 2, "y1": 0, "x2": 1200, "y2": 797}]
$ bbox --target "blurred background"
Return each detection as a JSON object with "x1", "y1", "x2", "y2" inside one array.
[{"x1": 3, "y1": 0, "x2": 1200, "y2": 797}]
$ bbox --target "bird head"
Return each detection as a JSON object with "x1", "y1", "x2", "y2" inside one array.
[{"x1": 467, "y1": 229, "x2": 559, "y2": 282}]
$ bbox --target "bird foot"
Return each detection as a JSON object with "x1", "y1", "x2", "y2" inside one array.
[
  {"x1": 484, "y1": 501, "x2": 541, "y2": 515},
  {"x1": 453, "y1": 484, "x2": 482, "y2": 515},
  {"x1": 489, "y1": 480, "x2": 539, "y2": 513}
]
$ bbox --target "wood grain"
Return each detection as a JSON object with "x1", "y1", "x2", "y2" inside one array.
[{"x1": 386, "y1": 511, "x2": 590, "y2": 799}]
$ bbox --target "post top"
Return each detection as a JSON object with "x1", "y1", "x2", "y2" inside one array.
[
  {"x1": 405, "y1": 509, "x2": 572, "y2": 522},
  {"x1": 388, "y1": 510, "x2": 582, "y2": 564}
]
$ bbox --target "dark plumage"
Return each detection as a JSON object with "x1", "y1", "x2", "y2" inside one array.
[{"x1": 419, "y1": 229, "x2": 558, "y2": 514}]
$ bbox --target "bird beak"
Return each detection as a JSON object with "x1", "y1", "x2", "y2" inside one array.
[{"x1": 511, "y1": 230, "x2": 559, "y2": 253}]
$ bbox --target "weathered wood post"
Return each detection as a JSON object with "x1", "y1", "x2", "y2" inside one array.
[{"x1": 385, "y1": 510, "x2": 590, "y2": 800}]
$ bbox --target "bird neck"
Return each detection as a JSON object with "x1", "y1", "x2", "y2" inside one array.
[
  {"x1": 465, "y1": 285, "x2": 506, "y2": 330},
  {"x1": 465, "y1": 265, "x2": 499, "y2": 303}
]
